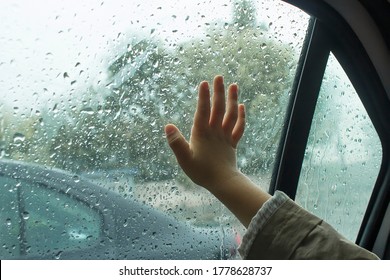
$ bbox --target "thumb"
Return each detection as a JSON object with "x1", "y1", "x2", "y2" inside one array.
[{"x1": 164, "y1": 124, "x2": 191, "y2": 165}]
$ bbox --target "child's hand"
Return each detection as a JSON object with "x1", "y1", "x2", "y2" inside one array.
[
  {"x1": 165, "y1": 75, "x2": 270, "y2": 227},
  {"x1": 164, "y1": 75, "x2": 245, "y2": 191}
]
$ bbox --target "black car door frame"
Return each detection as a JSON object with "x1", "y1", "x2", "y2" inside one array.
[{"x1": 271, "y1": 0, "x2": 390, "y2": 258}]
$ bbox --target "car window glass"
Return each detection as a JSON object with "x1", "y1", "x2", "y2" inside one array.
[
  {"x1": 296, "y1": 53, "x2": 383, "y2": 241},
  {"x1": 21, "y1": 183, "x2": 102, "y2": 258},
  {"x1": 1, "y1": 0, "x2": 309, "y2": 253},
  {"x1": 0, "y1": 176, "x2": 21, "y2": 258}
]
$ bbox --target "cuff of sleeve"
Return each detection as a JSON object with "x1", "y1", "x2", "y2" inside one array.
[{"x1": 238, "y1": 191, "x2": 289, "y2": 259}]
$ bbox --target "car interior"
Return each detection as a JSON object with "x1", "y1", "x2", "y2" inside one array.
[
  {"x1": 275, "y1": 0, "x2": 390, "y2": 259},
  {"x1": 0, "y1": 0, "x2": 389, "y2": 259}
]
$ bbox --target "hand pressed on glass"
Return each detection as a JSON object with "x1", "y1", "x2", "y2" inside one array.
[
  {"x1": 165, "y1": 76, "x2": 244, "y2": 189},
  {"x1": 165, "y1": 75, "x2": 270, "y2": 227}
]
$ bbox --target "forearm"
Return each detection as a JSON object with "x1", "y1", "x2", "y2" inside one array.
[{"x1": 208, "y1": 172, "x2": 271, "y2": 228}]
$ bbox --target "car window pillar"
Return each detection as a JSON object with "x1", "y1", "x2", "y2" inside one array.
[{"x1": 271, "y1": 19, "x2": 331, "y2": 199}]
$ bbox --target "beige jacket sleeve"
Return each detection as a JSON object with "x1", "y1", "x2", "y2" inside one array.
[{"x1": 238, "y1": 191, "x2": 379, "y2": 260}]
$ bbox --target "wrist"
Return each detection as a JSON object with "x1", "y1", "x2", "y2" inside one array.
[
  {"x1": 213, "y1": 170, "x2": 246, "y2": 191},
  {"x1": 204, "y1": 171, "x2": 271, "y2": 228},
  {"x1": 201, "y1": 168, "x2": 244, "y2": 193}
]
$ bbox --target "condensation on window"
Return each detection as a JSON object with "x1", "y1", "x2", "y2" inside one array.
[
  {"x1": 1, "y1": 0, "x2": 309, "y2": 258},
  {"x1": 296, "y1": 53, "x2": 383, "y2": 241}
]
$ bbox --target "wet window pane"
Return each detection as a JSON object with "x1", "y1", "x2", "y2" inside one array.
[
  {"x1": 1, "y1": 0, "x2": 309, "y2": 258},
  {"x1": 21, "y1": 183, "x2": 102, "y2": 258},
  {"x1": 296, "y1": 53, "x2": 383, "y2": 241}
]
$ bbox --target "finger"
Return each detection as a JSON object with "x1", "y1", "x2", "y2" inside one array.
[
  {"x1": 165, "y1": 124, "x2": 192, "y2": 165},
  {"x1": 209, "y1": 75, "x2": 225, "y2": 127},
  {"x1": 222, "y1": 83, "x2": 238, "y2": 134},
  {"x1": 232, "y1": 104, "x2": 245, "y2": 148},
  {"x1": 193, "y1": 81, "x2": 211, "y2": 129}
]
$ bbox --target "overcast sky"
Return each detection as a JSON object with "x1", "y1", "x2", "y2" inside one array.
[{"x1": 0, "y1": 0, "x2": 308, "y2": 111}]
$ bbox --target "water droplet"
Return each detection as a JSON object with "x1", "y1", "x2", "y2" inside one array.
[
  {"x1": 6, "y1": 218, "x2": 12, "y2": 226},
  {"x1": 173, "y1": 58, "x2": 180, "y2": 65},
  {"x1": 73, "y1": 175, "x2": 80, "y2": 183},
  {"x1": 80, "y1": 107, "x2": 94, "y2": 115},
  {"x1": 52, "y1": 103, "x2": 59, "y2": 113},
  {"x1": 22, "y1": 211, "x2": 30, "y2": 220},
  {"x1": 55, "y1": 251, "x2": 63, "y2": 259},
  {"x1": 13, "y1": 133, "x2": 25, "y2": 145}
]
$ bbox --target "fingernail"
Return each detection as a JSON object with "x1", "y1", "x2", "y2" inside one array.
[
  {"x1": 165, "y1": 125, "x2": 176, "y2": 136},
  {"x1": 215, "y1": 75, "x2": 224, "y2": 83},
  {"x1": 200, "y1": 81, "x2": 209, "y2": 91}
]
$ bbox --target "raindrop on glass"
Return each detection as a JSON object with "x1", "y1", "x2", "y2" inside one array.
[{"x1": 22, "y1": 211, "x2": 30, "y2": 220}]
